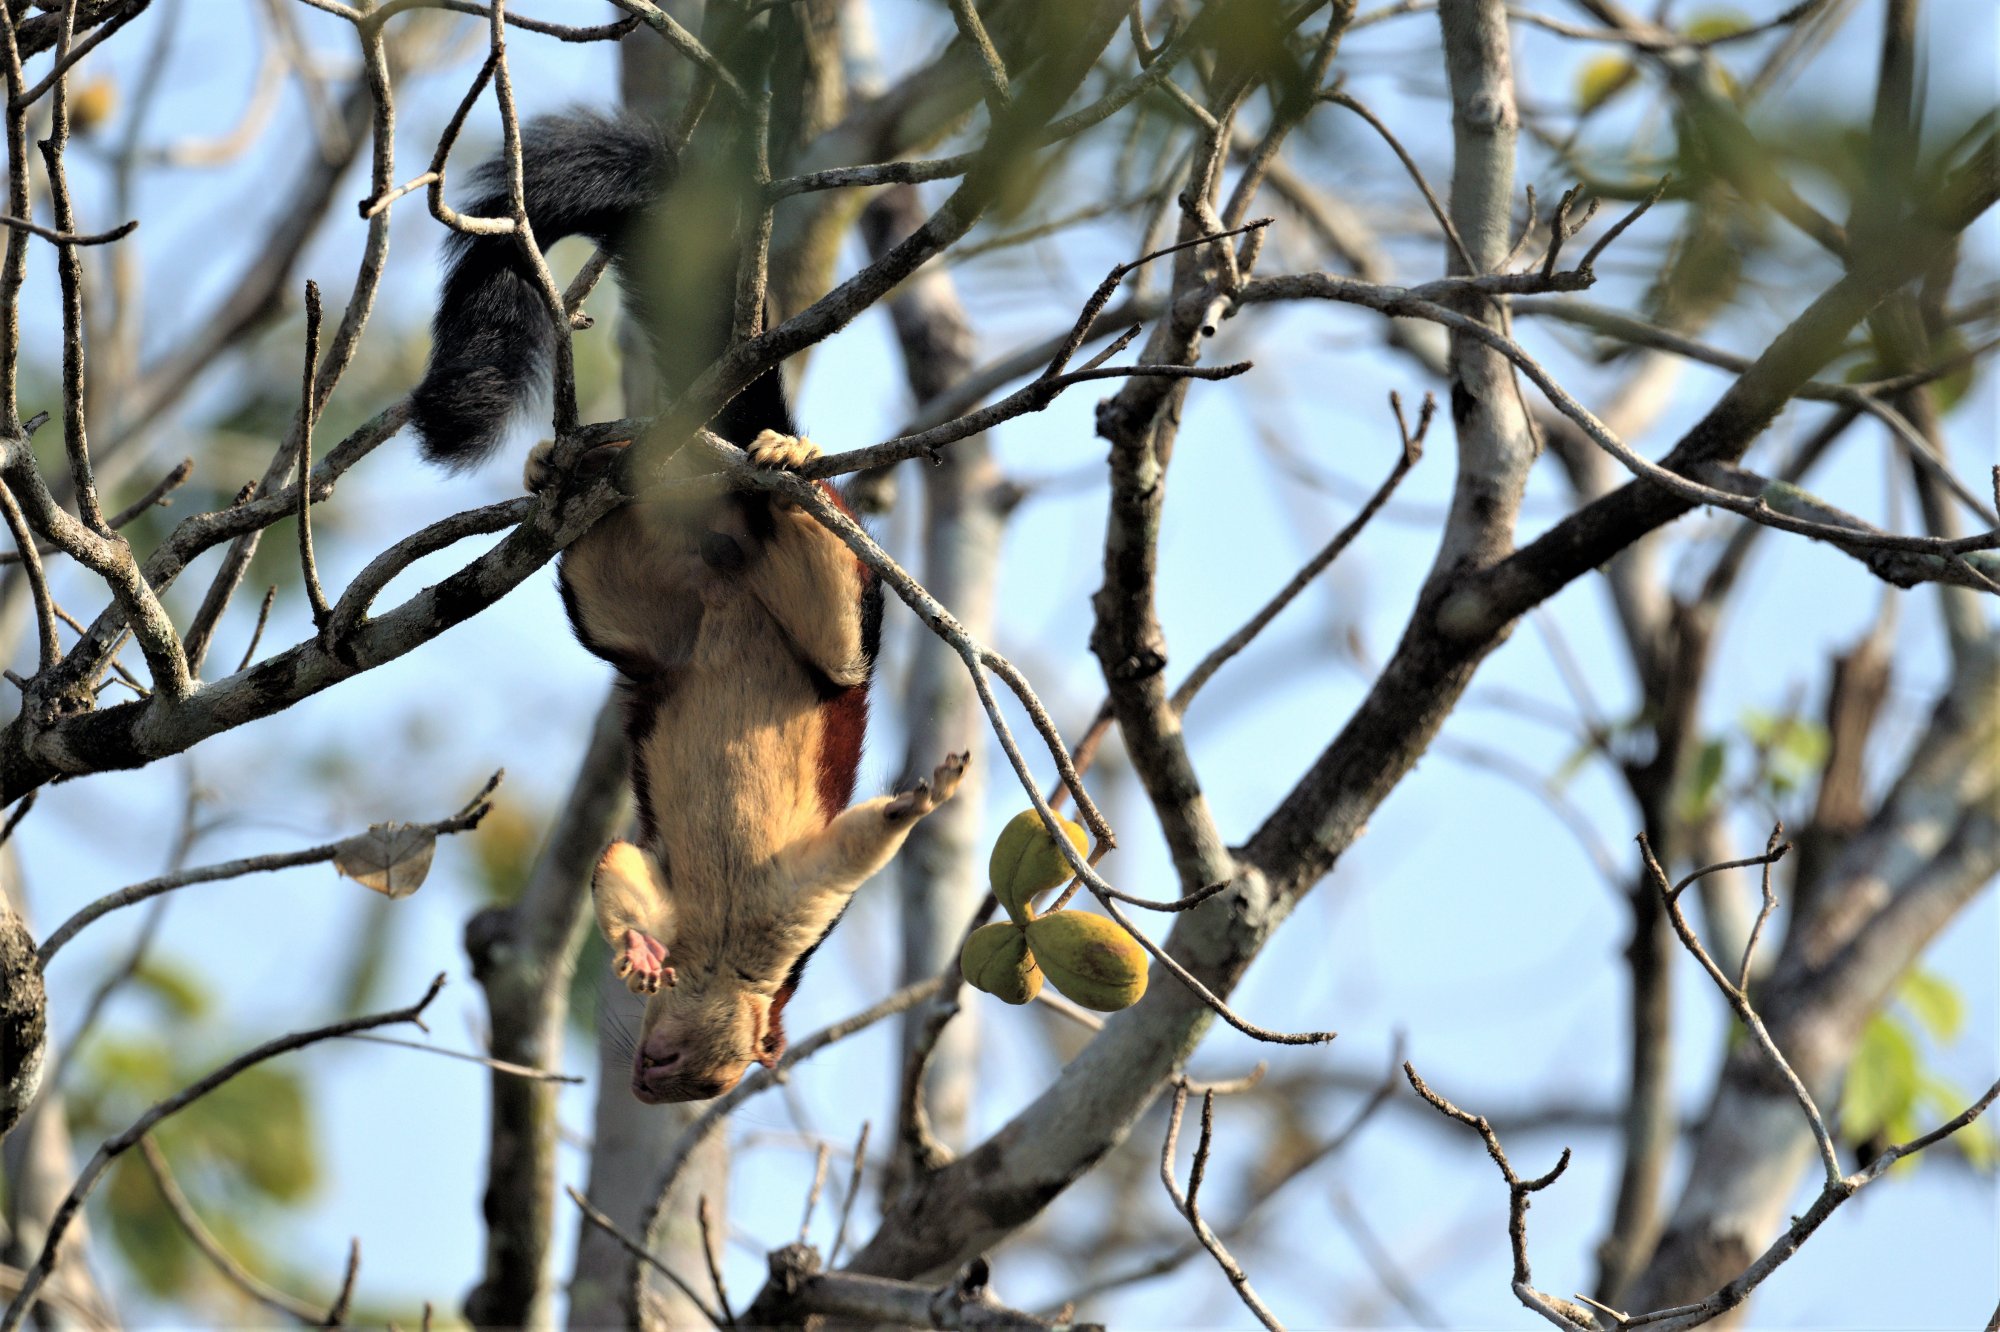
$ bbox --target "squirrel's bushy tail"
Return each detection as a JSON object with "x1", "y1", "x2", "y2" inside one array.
[{"x1": 411, "y1": 112, "x2": 674, "y2": 468}]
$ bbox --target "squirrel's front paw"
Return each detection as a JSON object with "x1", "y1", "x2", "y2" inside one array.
[
  {"x1": 746, "y1": 429, "x2": 821, "y2": 471},
  {"x1": 885, "y1": 751, "x2": 971, "y2": 821},
  {"x1": 614, "y1": 929, "x2": 673, "y2": 994},
  {"x1": 523, "y1": 440, "x2": 558, "y2": 493},
  {"x1": 524, "y1": 439, "x2": 630, "y2": 494}
]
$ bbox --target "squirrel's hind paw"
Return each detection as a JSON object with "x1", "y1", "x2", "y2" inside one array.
[{"x1": 884, "y1": 750, "x2": 970, "y2": 821}]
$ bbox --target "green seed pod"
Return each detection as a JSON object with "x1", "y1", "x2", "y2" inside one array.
[
  {"x1": 959, "y1": 921, "x2": 1042, "y2": 1005},
  {"x1": 1023, "y1": 910, "x2": 1148, "y2": 1011},
  {"x1": 988, "y1": 808, "x2": 1089, "y2": 924}
]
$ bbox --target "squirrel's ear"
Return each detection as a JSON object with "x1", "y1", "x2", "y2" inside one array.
[{"x1": 753, "y1": 983, "x2": 796, "y2": 1069}]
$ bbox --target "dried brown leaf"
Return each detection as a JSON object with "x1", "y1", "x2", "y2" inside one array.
[{"x1": 332, "y1": 823, "x2": 437, "y2": 899}]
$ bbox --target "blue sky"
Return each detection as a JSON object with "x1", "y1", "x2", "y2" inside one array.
[{"x1": 10, "y1": 0, "x2": 1995, "y2": 1326}]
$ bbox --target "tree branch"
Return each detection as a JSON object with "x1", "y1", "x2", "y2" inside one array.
[{"x1": 1, "y1": 974, "x2": 449, "y2": 1332}]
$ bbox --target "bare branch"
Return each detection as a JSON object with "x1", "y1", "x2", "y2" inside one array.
[
  {"x1": 827, "y1": 1120, "x2": 870, "y2": 1266},
  {"x1": 1176, "y1": 393, "x2": 1427, "y2": 714},
  {"x1": 565, "y1": 1186, "x2": 725, "y2": 1329},
  {"x1": 641, "y1": 979, "x2": 944, "y2": 1251},
  {"x1": 235, "y1": 585, "x2": 279, "y2": 672},
  {"x1": 698, "y1": 1195, "x2": 735, "y2": 1327},
  {"x1": 0, "y1": 477, "x2": 58, "y2": 673},
  {"x1": 1640, "y1": 832, "x2": 1841, "y2": 1186},
  {"x1": 1735, "y1": 825, "x2": 1785, "y2": 992},
  {"x1": 1235, "y1": 274, "x2": 2000, "y2": 575},
  {"x1": 363, "y1": 0, "x2": 641, "y2": 42},
  {"x1": 1160, "y1": 1084, "x2": 1285, "y2": 1330},
  {"x1": 338, "y1": 1033, "x2": 584, "y2": 1084},
  {"x1": 946, "y1": 0, "x2": 1011, "y2": 116},
  {"x1": 605, "y1": 0, "x2": 747, "y2": 105},
  {"x1": 36, "y1": 774, "x2": 500, "y2": 964},
  {"x1": 1514, "y1": 297, "x2": 2000, "y2": 526},
  {"x1": 321, "y1": 1238, "x2": 360, "y2": 1328},
  {"x1": 136, "y1": 1135, "x2": 326, "y2": 1325},
  {"x1": 0, "y1": 214, "x2": 137, "y2": 246},
  {"x1": 1327, "y1": 89, "x2": 1474, "y2": 273},
  {"x1": 9, "y1": 0, "x2": 152, "y2": 109},
  {"x1": 1404, "y1": 1063, "x2": 1591, "y2": 1330},
  {"x1": 1, "y1": 974, "x2": 450, "y2": 1332},
  {"x1": 748, "y1": 1247, "x2": 1092, "y2": 1331},
  {"x1": 297, "y1": 281, "x2": 331, "y2": 631}
]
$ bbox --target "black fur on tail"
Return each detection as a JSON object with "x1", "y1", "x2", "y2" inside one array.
[{"x1": 411, "y1": 112, "x2": 675, "y2": 468}]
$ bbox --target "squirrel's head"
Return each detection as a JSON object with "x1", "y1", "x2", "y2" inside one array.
[
  {"x1": 630, "y1": 973, "x2": 790, "y2": 1103},
  {"x1": 599, "y1": 845, "x2": 842, "y2": 1104}
]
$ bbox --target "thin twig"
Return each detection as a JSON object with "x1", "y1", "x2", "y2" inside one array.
[
  {"x1": 1161, "y1": 1085, "x2": 1285, "y2": 1331},
  {"x1": 0, "y1": 214, "x2": 137, "y2": 245},
  {"x1": 9, "y1": 0, "x2": 153, "y2": 108},
  {"x1": 0, "y1": 790, "x2": 35, "y2": 850},
  {"x1": 1, "y1": 975, "x2": 450, "y2": 1332},
  {"x1": 642, "y1": 980, "x2": 944, "y2": 1250},
  {"x1": 0, "y1": 477, "x2": 58, "y2": 671},
  {"x1": 0, "y1": 454, "x2": 197, "y2": 566},
  {"x1": 1403, "y1": 1063, "x2": 1585, "y2": 1328},
  {"x1": 828, "y1": 1120, "x2": 870, "y2": 1266},
  {"x1": 51, "y1": 603, "x2": 147, "y2": 696},
  {"x1": 798, "y1": 1141, "x2": 832, "y2": 1244},
  {"x1": 1640, "y1": 832, "x2": 1843, "y2": 1186},
  {"x1": 425, "y1": 53, "x2": 510, "y2": 237},
  {"x1": 297, "y1": 281, "x2": 331, "y2": 631},
  {"x1": 1327, "y1": 90, "x2": 1474, "y2": 273},
  {"x1": 1043, "y1": 219, "x2": 1273, "y2": 380},
  {"x1": 1173, "y1": 392, "x2": 1428, "y2": 714},
  {"x1": 698, "y1": 1195, "x2": 736, "y2": 1326},
  {"x1": 1576, "y1": 175, "x2": 1668, "y2": 273},
  {"x1": 566, "y1": 1186, "x2": 725, "y2": 1329},
  {"x1": 340, "y1": 1032, "x2": 584, "y2": 1083},
  {"x1": 38, "y1": 44, "x2": 107, "y2": 536},
  {"x1": 136, "y1": 1135, "x2": 326, "y2": 1324},
  {"x1": 1735, "y1": 823, "x2": 1785, "y2": 991},
  {"x1": 362, "y1": 0, "x2": 641, "y2": 42},
  {"x1": 488, "y1": 0, "x2": 578, "y2": 436},
  {"x1": 236, "y1": 585, "x2": 279, "y2": 672},
  {"x1": 37, "y1": 774, "x2": 500, "y2": 964},
  {"x1": 321, "y1": 1238, "x2": 360, "y2": 1327},
  {"x1": 606, "y1": 0, "x2": 747, "y2": 106}
]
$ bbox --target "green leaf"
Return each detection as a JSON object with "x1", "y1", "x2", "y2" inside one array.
[
  {"x1": 1919, "y1": 1073, "x2": 1999, "y2": 1171},
  {"x1": 1839, "y1": 1014, "x2": 1918, "y2": 1144},
  {"x1": 1692, "y1": 738, "x2": 1727, "y2": 802},
  {"x1": 1677, "y1": 738, "x2": 1729, "y2": 821},
  {"x1": 130, "y1": 959, "x2": 212, "y2": 1021},
  {"x1": 1898, "y1": 970, "x2": 1965, "y2": 1043},
  {"x1": 1577, "y1": 55, "x2": 1639, "y2": 114},
  {"x1": 194, "y1": 1066, "x2": 319, "y2": 1202},
  {"x1": 1684, "y1": 8, "x2": 1752, "y2": 41},
  {"x1": 1925, "y1": 331, "x2": 1977, "y2": 414},
  {"x1": 1776, "y1": 717, "x2": 1829, "y2": 771},
  {"x1": 106, "y1": 1154, "x2": 194, "y2": 1296}
]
